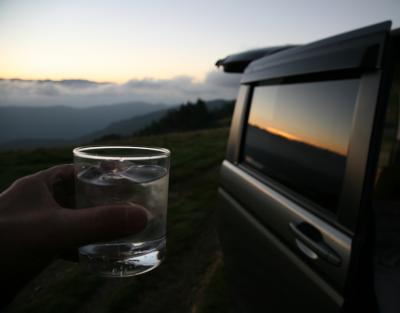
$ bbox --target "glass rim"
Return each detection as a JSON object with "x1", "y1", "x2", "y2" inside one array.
[{"x1": 73, "y1": 145, "x2": 170, "y2": 161}]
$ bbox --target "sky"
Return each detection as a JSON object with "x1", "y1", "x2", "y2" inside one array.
[{"x1": 0, "y1": 0, "x2": 399, "y2": 107}]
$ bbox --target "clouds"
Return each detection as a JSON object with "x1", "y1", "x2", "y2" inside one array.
[{"x1": 0, "y1": 70, "x2": 241, "y2": 108}]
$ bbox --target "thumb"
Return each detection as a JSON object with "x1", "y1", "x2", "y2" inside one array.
[{"x1": 58, "y1": 204, "x2": 148, "y2": 248}]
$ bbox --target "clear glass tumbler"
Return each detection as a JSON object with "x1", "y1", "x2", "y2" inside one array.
[{"x1": 73, "y1": 146, "x2": 170, "y2": 277}]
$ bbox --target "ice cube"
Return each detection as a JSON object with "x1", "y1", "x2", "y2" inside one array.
[
  {"x1": 122, "y1": 165, "x2": 167, "y2": 183},
  {"x1": 78, "y1": 165, "x2": 128, "y2": 186},
  {"x1": 99, "y1": 160, "x2": 130, "y2": 173},
  {"x1": 78, "y1": 166, "x2": 103, "y2": 182}
]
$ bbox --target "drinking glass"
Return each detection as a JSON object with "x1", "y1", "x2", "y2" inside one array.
[{"x1": 73, "y1": 146, "x2": 170, "y2": 277}]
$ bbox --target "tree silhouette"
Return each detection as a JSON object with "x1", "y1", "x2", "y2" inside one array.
[{"x1": 137, "y1": 99, "x2": 233, "y2": 136}]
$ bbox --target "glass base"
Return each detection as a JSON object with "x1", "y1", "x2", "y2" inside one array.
[{"x1": 79, "y1": 238, "x2": 165, "y2": 277}]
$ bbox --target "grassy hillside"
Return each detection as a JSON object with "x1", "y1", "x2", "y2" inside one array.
[{"x1": 2, "y1": 127, "x2": 233, "y2": 313}]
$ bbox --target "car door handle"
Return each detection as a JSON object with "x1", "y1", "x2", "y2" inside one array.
[{"x1": 289, "y1": 222, "x2": 342, "y2": 266}]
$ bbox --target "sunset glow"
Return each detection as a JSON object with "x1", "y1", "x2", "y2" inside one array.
[
  {"x1": 247, "y1": 80, "x2": 359, "y2": 157},
  {"x1": 263, "y1": 126, "x2": 302, "y2": 143},
  {"x1": 251, "y1": 122, "x2": 347, "y2": 156},
  {"x1": 0, "y1": 0, "x2": 399, "y2": 83}
]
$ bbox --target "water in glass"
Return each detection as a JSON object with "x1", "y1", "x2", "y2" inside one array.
[{"x1": 76, "y1": 162, "x2": 168, "y2": 277}]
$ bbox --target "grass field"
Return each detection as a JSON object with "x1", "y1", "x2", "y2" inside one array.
[{"x1": 2, "y1": 127, "x2": 233, "y2": 313}]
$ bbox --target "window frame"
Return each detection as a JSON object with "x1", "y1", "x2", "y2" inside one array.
[
  {"x1": 239, "y1": 75, "x2": 361, "y2": 224},
  {"x1": 240, "y1": 70, "x2": 387, "y2": 234}
]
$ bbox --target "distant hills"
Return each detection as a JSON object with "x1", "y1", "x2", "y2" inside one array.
[
  {"x1": 81, "y1": 110, "x2": 168, "y2": 143},
  {"x1": 0, "y1": 99, "x2": 234, "y2": 150},
  {"x1": 137, "y1": 99, "x2": 234, "y2": 136},
  {"x1": 0, "y1": 101, "x2": 165, "y2": 148}
]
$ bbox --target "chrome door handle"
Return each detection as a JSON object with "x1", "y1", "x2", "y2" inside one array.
[{"x1": 289, "y1": 222, "x2": 342, "y2": 266}]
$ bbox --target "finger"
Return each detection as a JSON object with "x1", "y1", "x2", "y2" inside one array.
[
  {"x1": 57, "y1": 204, "x2": 148, "y2": 248},
  {"x1": 2, "y1": 164, "x2": 74, "y2": 198},
  {"x1": 36, "y1": 164, "x2": 76, "y2": 208},
  {"x1": 37, "y1": 164, "x2": 75, "y2": 188}
]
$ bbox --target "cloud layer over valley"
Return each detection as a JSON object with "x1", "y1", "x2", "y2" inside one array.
[{"x1": 0, "y1": 70, "x2": 241, "y2": 108}]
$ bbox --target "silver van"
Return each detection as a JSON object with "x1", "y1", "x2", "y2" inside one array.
[{"x1": 217, "y1": 21, "x2": 400, "y2": 313}]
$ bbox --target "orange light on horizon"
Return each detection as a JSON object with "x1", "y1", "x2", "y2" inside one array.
[
  {"x1": 264, "y1": 126, "x2": 303, "y2": 143},
  {"x1": 0, "y1": 47, "x2": 209, "y2": 84},
  {"x1": 250, "y1": 121, "x2": 347, "y2": 156}
]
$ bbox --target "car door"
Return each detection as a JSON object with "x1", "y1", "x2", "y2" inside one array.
[{"x1": 218, "y1": 21, "x2": 393, "y2": 313}]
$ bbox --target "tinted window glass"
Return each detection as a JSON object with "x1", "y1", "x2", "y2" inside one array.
[{"x1": 243, "y1": 79, "x2": 359, "y2": 213}]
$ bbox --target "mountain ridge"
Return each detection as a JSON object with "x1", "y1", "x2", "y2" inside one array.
[
  {"x1": 0, "y1": 99, "x2": 234, "y2": 150},
  {"x1": 0, "y1": 101, "x2": 166, "y2": 144}
]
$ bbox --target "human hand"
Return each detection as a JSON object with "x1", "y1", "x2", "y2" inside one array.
[{"x1": 0, "y1": 164, "x2": 147, "y2": 306}]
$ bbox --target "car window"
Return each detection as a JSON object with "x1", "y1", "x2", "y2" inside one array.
[{"x1": 242, "y1": 79, "x2": 359, "y2": 215}]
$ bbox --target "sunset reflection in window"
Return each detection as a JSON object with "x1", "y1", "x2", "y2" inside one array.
[{"x1": 243, "y1": 79, "x2": 359, "y2": 212}]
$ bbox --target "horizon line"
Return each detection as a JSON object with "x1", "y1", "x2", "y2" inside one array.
[{"x1": 0, "y1": 73, "x2": 208, "y2": 85}]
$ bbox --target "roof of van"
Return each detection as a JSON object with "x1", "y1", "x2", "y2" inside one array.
[
  {"x1": 215, "y1": 45, "x2": 298, "y2": 73},
  {"x1": 240, "y1": 21, "x2": 393, "y2": 84}
]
